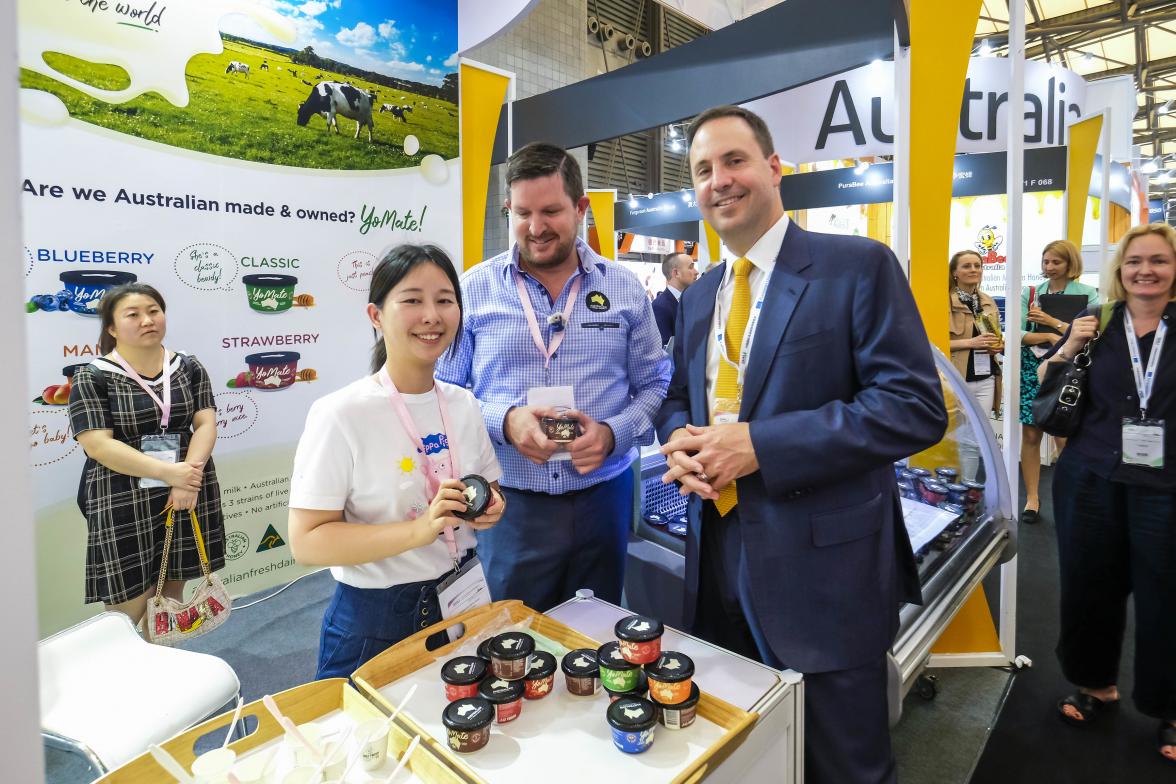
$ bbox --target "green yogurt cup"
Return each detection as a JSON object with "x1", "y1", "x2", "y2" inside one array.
[
  {"x1": 242, "y1": 274, "x2": 297, "y2": 313},
  {"x1": 597, "y1": 641, "x2": 640, "y2": 692}
]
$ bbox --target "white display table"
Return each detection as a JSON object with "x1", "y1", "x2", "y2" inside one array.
[{"x1": 546, "y1": 591, "x2": 803, "y2": 784}]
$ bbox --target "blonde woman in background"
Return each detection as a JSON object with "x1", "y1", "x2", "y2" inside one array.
[
  {"x1": 948, "y1": 250, "x2": 1003, "y2": 481},
  {"x1": 1018, "y1": 240, "x2": 1098, "y2": 524},
  {"x1": 1038, "y1": 224, "x2": 1176, "y2": 764}
]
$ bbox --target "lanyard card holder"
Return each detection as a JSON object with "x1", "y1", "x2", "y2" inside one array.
[
  {"x1": 436, "y1": 556, "x2": 492, "y2": 642},
  {"x1": 1122, "y1": 417, "x2": 1165, "y2": 469},
  {"x1": 139, "y1": 432, "x2": 180, "y2": 489}
]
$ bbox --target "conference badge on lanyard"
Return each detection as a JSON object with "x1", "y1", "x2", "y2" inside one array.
[
  {"x1": 111, "y1": 348, "x2": 179, "y2": 490},
  {"x1": 1122, "y1": 310, "x2": 1166, "y2": 469}
]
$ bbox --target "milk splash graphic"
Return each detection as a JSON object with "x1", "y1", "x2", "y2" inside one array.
[{"x1": 19, "y1": 0, "x2": 295, "y2": 121}]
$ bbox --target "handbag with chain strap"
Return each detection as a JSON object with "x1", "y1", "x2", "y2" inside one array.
[{"x1": 146, "y1": 507, "x2": 231, "y2": 645}]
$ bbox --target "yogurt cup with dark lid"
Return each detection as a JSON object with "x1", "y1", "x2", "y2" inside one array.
[
  {"x1": 606, "y1": 696, "x2": 658, "y2": 754},
  {"x1": 523, "y1": 650, "x2": 557, "y2": 700},
  {"x1": 615, "y1": 615, "x2": 665, "y2": 664},
  {"x1": 489, "y1": 631, "x2": 535, "y2": 680},
  {"x1": 644, "y1": 512, "x2": 667, "y2": 526},
  {"x1": 561, "y1": 648, "x2": 600, "y2": 696},
  {"x1": 598, "y1": 641, "x2": 641, "y2": 692},
  {"x1": 441, "y1": 656, "x2": 488, "y2": 702},
  {"x1": 644, "y1": 651, "x2": 696, "y2": 705},
  {"x1": 476, "y1": 637, "x2": 493, "y2": 662},
  {"x1": 651, "y1": 682, "x2": 701, "y2": 730},
  {"x1": 442, "y1": 697, "x2": 493, "y2": 753},
  {"x1": 477, "y1": 677, "x2": 525, "y2": 724},
  {"x1": 455, "y1": 474, "x2": 492, "y2": 521}
]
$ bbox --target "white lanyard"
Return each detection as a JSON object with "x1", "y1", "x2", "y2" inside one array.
[
  {"x1": 715, "y1": 263, "x2": 773, "y2": 388},
  {"x1": 377, "y1": 368, "x2": 462, "y2": 568},
  {"x1": 513, "y1": 268, "x2": 583, "y2": 369},
  {"x1": 110, "y1": 348, "x2": 172, "y2": 429},
  {"x1": 1123, "y1": 309, "x2": 1167, "y2": 418}
]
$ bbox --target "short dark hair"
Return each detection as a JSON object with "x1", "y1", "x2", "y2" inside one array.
[
  {"x1": 97, "y1": 283, "x2": 167, "y2": 355},
  {"x1": 686, "y1": 105, "x2": 775, "y2": 158},
  {"x1": 506, "y1": 142, "x2": 584, "y2": 204},
  {"x1": 368, "y1": 244, "x2": 463, "y2": 373}
]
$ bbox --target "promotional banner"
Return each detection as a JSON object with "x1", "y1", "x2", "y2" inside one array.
[
  {"x1": 19, "y1": 0, "x2": 460, "y2": 634},
  {"x1": 747, "y1": 57, "x2": 1087, "y2": 165}
]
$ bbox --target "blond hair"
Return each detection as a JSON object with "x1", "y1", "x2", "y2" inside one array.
[
  {"x1": 1041, "y1": 239, "x2": 1084, "y2": 280},
  {"x1": 1106, "y1": 222, "x2": 1176, "y2": 301}
]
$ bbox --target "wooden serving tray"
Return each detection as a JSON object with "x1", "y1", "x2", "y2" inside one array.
[
  {"x1": 95, "y1": 678, "x2": 465, "y2": 783},
  {"x1": 353, "y1": 600, "x2": 757, "y2": 784}
]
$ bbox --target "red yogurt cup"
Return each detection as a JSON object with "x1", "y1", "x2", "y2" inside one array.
[{"x1": 245, "y1": 351, "x2": 300, "y2": 391}]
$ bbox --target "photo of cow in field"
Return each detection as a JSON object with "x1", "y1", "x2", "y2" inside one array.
[
  {"x1": 379, "y1": 104, "x2": 412, "y2": 122},
  {"x1": 297, "y1": 81, "x2": 375, "y2": 142}
]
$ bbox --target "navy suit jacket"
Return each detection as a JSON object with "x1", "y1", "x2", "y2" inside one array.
[
  {"x1": 654, "y1": 224, "x2": 947, "y2": 674},
  {"x1": 652, "y1": 288, "x2": 678, "y2": 346}
]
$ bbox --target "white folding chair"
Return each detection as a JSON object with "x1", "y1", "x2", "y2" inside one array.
[{"x1": 39, "y1": 611, "x2": 240, "y2": 775}]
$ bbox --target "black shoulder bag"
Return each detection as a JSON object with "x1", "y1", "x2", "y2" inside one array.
[{"x1": 1031, "y1": 304, "x2": 1114, "y2": 437}]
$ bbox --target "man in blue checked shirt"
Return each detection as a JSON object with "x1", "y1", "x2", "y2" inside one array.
[{"x1": 436, "y1": 142, "x2": 670, "y2": 612}]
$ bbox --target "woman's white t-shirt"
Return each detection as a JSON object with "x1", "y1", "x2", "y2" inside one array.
[{"x1": 289, "y1": 375, "x2": 502, "y2": 589}]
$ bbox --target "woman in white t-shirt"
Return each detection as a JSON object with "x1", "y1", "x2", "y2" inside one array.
[{"x1": 288, "y1": 244, "x2": 504, "y2": 679}]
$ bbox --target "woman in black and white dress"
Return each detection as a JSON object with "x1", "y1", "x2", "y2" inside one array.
[{"x1": 68, "y1": 283, "x2": 224, "y2": 631}]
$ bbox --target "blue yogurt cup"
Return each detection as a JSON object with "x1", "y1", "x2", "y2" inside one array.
[
  {"x1": 606, "y1": 696, "x2": 657, "y2": 754},
  {"x1": 59, "y1": 271, "x2": 138, "y2": 316}
]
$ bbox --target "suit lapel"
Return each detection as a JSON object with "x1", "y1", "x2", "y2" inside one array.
[
  {"x1": 740, "y1": 225, "x2": 811, "y2": 418},
  {"x1": 688, "y1": 263, "x2": 724, "y2": 424}
]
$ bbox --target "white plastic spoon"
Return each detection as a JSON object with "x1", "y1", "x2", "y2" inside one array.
[
  {"x1": 148, "y1": 744, "x2": 194, "y2": 784},
  {"x1": 280, "y1": 716, "x2": 324, "y2": 763},
  {"x1": 223, "y1": 696, "x2": 244, "y2": 748},
  {"x1": 312, "y1": 725, "x2": 352, "y2": 779},
  {"x1": 383, "y1": 683, "x2": 418, "y2": 731},
  {"x1": 383, "y1": 735, "x2": 420, "y2": 783}
]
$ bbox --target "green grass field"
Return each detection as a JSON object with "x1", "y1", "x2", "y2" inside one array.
[{"x1": 21, "y1": 39, "x2": 458, "y2": 171}]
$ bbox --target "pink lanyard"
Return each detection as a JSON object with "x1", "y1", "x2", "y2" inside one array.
[
  {"x1": 377, "y1": 368, "x2": 463, "y2": 568},
  {"x1": 513, "y1": 268, "x2": 582, "y2": 369},
  {"x1": 110, "y1": 348, "x2": 172, "y2": 429}
]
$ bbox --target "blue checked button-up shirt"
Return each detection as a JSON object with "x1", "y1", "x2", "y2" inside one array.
[{"x1": 436, "y1": 237, "x2": 671, "y2": 494}]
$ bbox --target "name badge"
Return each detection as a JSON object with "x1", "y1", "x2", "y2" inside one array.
[
  {"x1": 711, "y1": 397, "x2": 739, "y2": 426},
  {"x1": 139, "y1": 433, "x2": 181, "y2": 489},
  {"x1": 1122, "y1": 418, "x2": 1164, "y2": 469},
  {"x1": 973, "y1": 351, "x2": 992, "y2": 376},
  {"x1": 436, "y1": 556, "x2": 492, "y2": 642}
]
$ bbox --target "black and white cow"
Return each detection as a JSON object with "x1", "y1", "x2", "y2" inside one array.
[
  {"x1": 379, "y1": 104, "x2": 412, "y2": 122},
  {"x1": 297, "y1": 82, "x2": 374, "y2": 142},
  {"x1": 260, "y1": 61, "x2": 269, "y2": 71},
  {"x1": 225, "y1": 61, "x2": 250, "y2": 77}
]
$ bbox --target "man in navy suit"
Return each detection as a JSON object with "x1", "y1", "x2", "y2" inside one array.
[
  {"x1": 652, "y1": 253, "x2": 697, "y2": 346},
  {"x1": 655, "y1": 105, "x2": 946, "y2": 784}
]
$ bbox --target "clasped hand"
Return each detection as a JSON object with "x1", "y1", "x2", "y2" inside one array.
[
  {"x1": 659, "y1": 423, "x2": 758, "y2": 501},
  {"x1": 505, "y1": 405, "x2": 614, "y2": 475},
  {"x1": 164, "y1": 460, "x2": 204, "y2": 511}
]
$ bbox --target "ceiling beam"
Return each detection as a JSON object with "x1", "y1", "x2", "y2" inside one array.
[{"x1": 978, "y1": 6, "x2": 1176, "y2": 44}]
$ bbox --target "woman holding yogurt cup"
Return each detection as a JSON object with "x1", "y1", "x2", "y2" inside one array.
[
  {"x1": 289, "y1": 244, "x2": 505, "y2": 679},
  {"x1": 68, "y1": 283, "x2": 225, "y2": 631}
]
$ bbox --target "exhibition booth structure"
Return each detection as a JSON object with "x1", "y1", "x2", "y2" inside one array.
[{"x1": 18, "y1": 0, "x2": 1152, "y2": 781}]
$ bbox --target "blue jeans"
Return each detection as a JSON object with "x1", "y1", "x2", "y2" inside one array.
[
  {"x1": 475, "y1": 468, "x2": 634, "y2": 612},
  {"x1": 315, "y1": 577, "x2": 450, "y2": 680}
]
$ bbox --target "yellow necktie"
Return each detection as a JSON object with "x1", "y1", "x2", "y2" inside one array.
[{"x1": 714, "y1": 257, "x2": 753, "y2": 516}]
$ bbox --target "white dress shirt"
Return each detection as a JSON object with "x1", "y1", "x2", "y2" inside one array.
[{"x1": 705, "y1": 213, "x2": 791, "y2": 410}]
